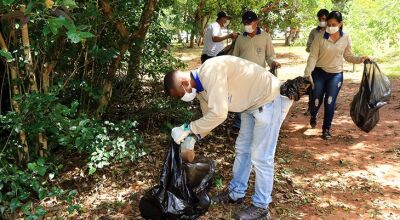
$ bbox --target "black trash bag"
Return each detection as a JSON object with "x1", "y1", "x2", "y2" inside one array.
[
  {"x1": 139, "y1": 141, "x2": 215, "y2": 220},
  {"x1": 350, "y1": 60, "x2": 391, "y2": 132},
  {"x1": 217, "y1": 39, "x2": 236, "y2": 56},
  {"x1": 280, "y1": 76, "x2": 312, "y2": 101}
]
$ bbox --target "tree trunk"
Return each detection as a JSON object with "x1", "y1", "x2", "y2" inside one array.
[
  {"x1": 126, "y1": 0, "x2": 157, "y2": 92},
  {"x1": 20, "y1": 5, "x2": 47, "y2": 158},
  {"x1": 42, "y1": 37, "x2": 66, "y2": 93},
  {"x1": 0, "y1": 31, "x2": 29, "y2": 162}
]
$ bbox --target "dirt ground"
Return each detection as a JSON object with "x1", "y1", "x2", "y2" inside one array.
[{"x1": 48, "y1": 43, "x2": 399, "y2": 220}]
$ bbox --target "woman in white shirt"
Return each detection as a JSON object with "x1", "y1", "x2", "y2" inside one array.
[{"x1": 304, "y1": 11, "x2": 369, "y2": 140}]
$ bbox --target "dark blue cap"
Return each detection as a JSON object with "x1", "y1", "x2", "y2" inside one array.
[{"x1": 242, "y1": 11, "x2": 258, "y2": 23}]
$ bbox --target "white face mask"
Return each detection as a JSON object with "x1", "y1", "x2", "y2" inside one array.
[
  {"x1": 244, "y1": 25, "x2": 254, "y2": 33},
  {"x1": 326, "y1": 26, "x2": 339, "y2": 34},
  {"x1": 223, "y1": 20, "x2": 230, "y2": 27},
  {"x1": 181, "y1": 87, "x2": 197, "y2": 102},
  {"x1": 319, "y1": 21, "x2": 326, "y2": 27}
]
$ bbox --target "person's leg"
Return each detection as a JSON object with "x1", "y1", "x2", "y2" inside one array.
[
  {"x1": 322, "y1": 73, "x2": 343, "y2": 131},
  {"x1": 227, "y1": 111, "x2": 254, "y2": 200},
  {"x1": 310, "y1": 69, "x2": 327, "y2": 127},
  {"x1": 249, "y1": 95, "x2": 292, "y2": 208}
]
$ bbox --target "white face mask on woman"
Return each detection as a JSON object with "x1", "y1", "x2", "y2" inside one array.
[
  {"x1": 181, "y1": 87, "x2": 197, "y2": 102},
  {"x1": 319, "y1": 21, "x2": 326, "y2": 27},
  {"x1": 244, "y1": 25, "x2": 254, "y2": 33},
  {"x1": 326, "y1": 26, "x2": 339, "y2": 34}
]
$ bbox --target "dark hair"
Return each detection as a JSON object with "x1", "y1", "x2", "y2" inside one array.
[
  {"x1": 317, "y1": 9, "x2": 329, "y2": 18},
  {"x1": 327, "y1": 11, "x2": 343, "y2": 30},
  {"x1": 164, "y1": 70, "x2": 178, "y2": 95}
]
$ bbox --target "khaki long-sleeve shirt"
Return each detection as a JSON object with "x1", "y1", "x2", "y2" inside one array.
[
  {"x1": 189, "y1": 55, "x2": 281, "y2": 138},
  {"x1": 304, "y1": 32, "x2": 363, "y2": 76},
  {"x1": 306, "y1": 27, "x2": 324, "y2": 53},
  {"x1": 232, "y1": 28, "x2": 276, "y2": 68}
]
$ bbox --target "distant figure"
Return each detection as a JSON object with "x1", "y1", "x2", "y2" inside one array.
[
  {"x1": 201, "y1": 11, "x2": 238, "y2": 63},
  {"x1": 304, "y1": 9, "x2": 329, "y2": 116},
  {"x1": 304, "y1": 11, "x2": 369, "y2": 140},
  {"x1": 306, "y1": 9, "x2": 329, "y2": 53}
]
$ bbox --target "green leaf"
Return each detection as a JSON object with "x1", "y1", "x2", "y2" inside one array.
[
  {"x1": 88, "y1": 166, "x2": 96, "y2": 175},
  {"x1": 78, "y1": 31, "x2": 94, "y2": 39},
  {"x1": 38, "y1": 188, "x2": 48, "y2": 200},
  {"x1": 0, "y1": 50, "x2": 13, "y2": 61},
  {"x1": 37, "y1": 166, "x2": 47, "y2": 176},
  {"x1": 67, "y1": 204, "x2": 81, "y2": 214},
  {"x1": 63, "y1": 0, "x2": 78, "y2": 9},
  {"x1": 67, "y1": 30, "x2": 81, "y2": 43},
  {"x1": 34, "y1": 205, "x2": 47, "y2": 216},
  {"x1": 22, "y1": 202, "x2": 32, "y2": 215},
  {"x1": 1, "y1": 0, "x2": 15, "y2": 5},
  {"x1": 10, "y1": 198, "x2": 20, "y2": 212}
]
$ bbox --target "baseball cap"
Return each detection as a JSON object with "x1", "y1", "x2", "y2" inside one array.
[
  {"x1": 242, "y1": 11, "x2": 258, "y2": 23},
  {"x1": 217, "y1": 11, "x2": 231, "y2": 19}
]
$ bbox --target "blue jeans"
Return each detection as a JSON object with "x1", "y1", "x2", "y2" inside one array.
[
  {"x1": 310, "y1": 68, "x2": 343, "y2": 130},
  {"x1": 228, "y1": 95, "x2": 293, "y2": 208}
]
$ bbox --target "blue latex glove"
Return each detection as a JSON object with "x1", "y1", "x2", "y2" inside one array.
[{"x1": 171, "y1": 123, "x2": 191, "y2": 144}]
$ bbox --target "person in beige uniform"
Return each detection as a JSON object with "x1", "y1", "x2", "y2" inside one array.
[
  {"x1": 306, "y1": 9, "x2": 329, "y2": 53},
  {"x1": 231, "y1": 10, "x2": 280, "y2": 129},
  {"x1": 164, "y1": 55, "x2": 310, "y2": 220},
  {"x1": 304, "y1": 11, "x2": 369, "y2": 140},
  {"x1": 232, "y1": 10, "x2": 280, "y2": 69},
  {"x1": 304, "y1": 9, "x2": 329, "y2": 116}
]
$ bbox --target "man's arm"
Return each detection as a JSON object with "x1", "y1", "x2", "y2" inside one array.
[
  {"x1": 189, "y1": 70, "x2": 229, "y2": 138},
  {"x1": 306, "y1": 29, "x2": 316, "y2": 53},
  {"x1": 212, "y1": 33, "x2": 237, "y2": 42}
]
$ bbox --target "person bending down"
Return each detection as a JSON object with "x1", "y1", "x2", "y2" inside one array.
[{"x1": 164, "y1": 55, "x2": 310, "y2": 220}]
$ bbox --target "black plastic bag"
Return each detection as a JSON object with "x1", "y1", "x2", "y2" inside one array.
[
  {"x1": 280, "y1": 76, "x2": 311, "y2": 101},
  {"x1": 350, "y1": 60, "x2": 391, "y2": 132},
  {"x1": 139, "y1": 141, "x2": 215, "y2": 220}
]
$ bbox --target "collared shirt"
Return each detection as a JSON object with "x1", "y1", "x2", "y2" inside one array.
[
  {"x1": 306, "y1": 26, "x2": 324, "y2": 52},
  {"x1": 304, "y1": 31, "x2": 363, "y2": 76},
  {"x1": 202, "y1": 22, "x2": 224, "y2": 56},
  {"x1": 231, "y1": 27, "x2": 276, "y2": 68},
  {"x1": 189, "y1": 55, "x2": 281, "y2": 138}
]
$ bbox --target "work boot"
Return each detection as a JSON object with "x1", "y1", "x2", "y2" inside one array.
[
  {"x1": 234, "y1": 205, "x2": 270, "y2": 220},
  {"x1": 280, "y1": 76, "x2": 312, "y2": 101},
  {"x1": 211, "y1": 189, "x2": 243, "y2": 204},
  {"x1": 310, "y1": 116, "x2": 317, "y2": 128},
  {"x1": 322, "y1": 129, "x2": 332, "y2": 140}
]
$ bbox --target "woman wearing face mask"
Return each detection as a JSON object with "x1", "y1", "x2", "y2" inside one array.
[{"x1": 304, "y1": 11, "x2": 369, "y2": 140}]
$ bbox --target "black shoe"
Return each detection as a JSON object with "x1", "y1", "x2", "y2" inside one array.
[
  {"x1": 234, "y1": 205, "x2": 270, "y2": 220},
  {"x1": 280, "y1": 76, "x2": 312, "y2": 101},
  {"x1": 322, "y1": 129, "x2": 332, "y2": 140},
  {"x1": 211, "y1": 189, "x2": 244, "y2": 204},
  {"x1": 310, "y1": 116, "x2": 317, "y2": 128}
]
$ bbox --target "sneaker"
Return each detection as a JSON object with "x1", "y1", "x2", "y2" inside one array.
[
  {"x1": 310, "y1": 116, "x2": 317, "y2": 128},
  {"x1": 322, "y1": 129, "x2": 332, "y2": 140},
  {"x1": 234, "y1": 205, "x2": 270, "y2": 220},
  {"x1": 211, "y1": 189, "x2": 244, "y2": 204},
  {"x1": 280, "y1": 76, "x2": 312, "y2": 101}
]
